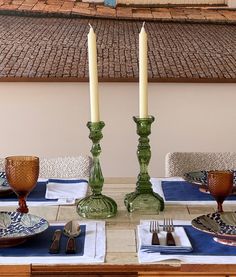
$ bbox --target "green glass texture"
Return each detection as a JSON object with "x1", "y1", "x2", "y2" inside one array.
[
  {"x1": 88, "y1": 121, "x2": 104, "y2": 196},
  {"x1": 124, "y1": 116, "x2": 164, "y2": 213},
  {"x1": 77, "y1": 121, "x2": 117, "y2": 219}
]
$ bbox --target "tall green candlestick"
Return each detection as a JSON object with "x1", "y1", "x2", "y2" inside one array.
[
  {"x1": 124, "y1": 116, "x2": 164, "y2": 213},
  {"x1": 76, "y1": 121, "x2": 117, "y2": 219}
]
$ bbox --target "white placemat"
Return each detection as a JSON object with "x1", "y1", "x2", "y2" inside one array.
[
  {"x1": 0, "y1": 221, "x2": 106, "y2": 264},
  {"x1": 138, "y1": 220, "x2": 236, "y2": 264}
]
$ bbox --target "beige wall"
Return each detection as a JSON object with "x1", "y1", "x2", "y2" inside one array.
[
  {"x1": 0, "y1": 82, "x2": 235, "y2": 178},
  {"x1": 228, "y1": 0, "x2": 236, "y2": 7}
]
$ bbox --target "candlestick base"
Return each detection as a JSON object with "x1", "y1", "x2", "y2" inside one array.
[
  {"x1": 124, "y1": 191, "x2": 163, "y2": 213},
  {"x1": 77, "y1": 194, "x2": 117, "y2": 219},
  {"x1": 124, "y1": 116, "x2": 164, "y2": 213}
]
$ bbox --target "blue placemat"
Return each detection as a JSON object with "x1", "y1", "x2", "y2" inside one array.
[
  {"x1": 0, "y1": 179, "x2": 88, "y2": 202},
  {"x1": 162, "y1": 181, "x2": 236, "y2": 201},
  {"x1": 0, "y1": 225, "x2": 86, "y2": 256},
  {"x1": 163, "y1": 225, "x2": 236, "y2": 256},
  {"x1": 0, "y1": 181, "x2": 56, "y2": 202}
]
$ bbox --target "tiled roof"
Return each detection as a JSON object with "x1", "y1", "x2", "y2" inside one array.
[
  {"x1": 0, "y1": 1, "x2": 236, "y2": 23},
  {"x1": 0, "y1": 14, "x2": 235, "y2": 82}
]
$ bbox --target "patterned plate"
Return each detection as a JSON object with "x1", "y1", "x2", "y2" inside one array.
[
  {"x1": 0, "y1": 172, "x2": 13, "y2": 197},
  {"x1": 0, "y1": 211, "x2": 49, "y2": 247},
  {"x1": 183, "y1": 170, "x2": 236, "y2": 194},
  {"x1": 192, "y1": 212, "x2": 236, "y2": 245}
]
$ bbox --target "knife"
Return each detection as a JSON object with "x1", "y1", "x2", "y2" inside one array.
[
  {"x1": 63, "y1": 220, "x2": 81, "y2": 254},
  {"x1": 65, "y1": 236, "x2": 76, "y2": 254},
  {"x1": 49, "y1": 229, "x2": 62, "y2": 254}
]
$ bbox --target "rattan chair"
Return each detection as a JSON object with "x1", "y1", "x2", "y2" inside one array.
[
  {"x1": 0, "y1": 156, "x2": 92, "y2": 179},
  {"x1": 165, "y1": 152, "x2": 236, "y2": 177},
  {"x1": 39, "y1": 156, "x2": 92, "y2": 178}
]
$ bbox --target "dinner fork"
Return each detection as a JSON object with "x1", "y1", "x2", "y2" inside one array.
[
  {"x1": 163, "y1": 218, "x2": 176, "y2": 246},
  {"x1": 149, "y1": 221, "x2": 160, "y2": 245}
]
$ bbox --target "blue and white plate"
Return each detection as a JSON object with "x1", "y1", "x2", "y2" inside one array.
[
  {"x1": 183, "y1": 170, "x2": 236, "y2": 194},
  {"x1": 0, "y1": 211, "x2": 49, "y2": 247},
  {"x1": 0, "y1": 172, "x2": 13, "y2": 197},
  {"x1": 192, "y1": 212, "x2": 236, "y2": 246}
]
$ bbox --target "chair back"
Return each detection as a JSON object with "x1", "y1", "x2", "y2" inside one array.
[
  {"x1": 0, "y1": 155, "x2": 92, "y2": 178},
  {"x1": 39, "y1": 156, "x2": 92, "y2": 178},
  {"x1": 165, "y1": 152, "x2": 236, "y2": 177}
]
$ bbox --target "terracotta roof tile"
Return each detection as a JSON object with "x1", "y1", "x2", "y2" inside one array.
[{"x1": 0, "y1": 15, "x2": 235, "y2": 82}]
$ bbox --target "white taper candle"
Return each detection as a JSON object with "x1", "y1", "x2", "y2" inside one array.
[
  {"x1": 88, "y1": 24, "x2": 100, "y2": 123},
  {"x1": 139, "y1": 22, "x2": 148, "y2": 118}
]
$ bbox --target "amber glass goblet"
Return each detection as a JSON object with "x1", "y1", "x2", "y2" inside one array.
[
  {"x1": 5, "y1": 156, "x2": 39, "y2": 213},
  {"x1": 207, "y1": 170, "x2": 234, "y2": 213}
]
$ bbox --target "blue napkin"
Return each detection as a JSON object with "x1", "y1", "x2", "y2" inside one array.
[
  {"x1": 183, "y1": 225, "x2": 236, "y2": 256},
  {"x1": 0, "y1": 181, "x2": 55, "y2": 202},
  {"x1": 0, "y1": 225, "x2": 86, "y2": 256},
  {"x1": 141, "y1": 245, "x2": 192, "y2": 254},
  {"x1": 162, "y1": 181, "x2": 236, "y2": 201}
]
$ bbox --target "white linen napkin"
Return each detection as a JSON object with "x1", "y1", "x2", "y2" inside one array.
[
  {"x1": 137, "y1": 220, "x2": 192, "y2": 263},
  {"x1": 138, "y1": 224, "x2": 192, "y2": 254},
  {"x1": 137, "y1": 220, "x2": 236, "y2": 264},
  {"x1": 45, "y1": 178, "x2": 88, "y2": 202}
]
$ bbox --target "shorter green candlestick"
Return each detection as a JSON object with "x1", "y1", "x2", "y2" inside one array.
[
  {"x1": 124, "y1": 116, "x2": 164, "y2": 213},
  {"x1": 76, "y1": 121, "x2": 117, "y2": 219}
]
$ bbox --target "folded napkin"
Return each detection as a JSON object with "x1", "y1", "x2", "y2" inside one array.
[
  {"x1": 138, "y1": 220, "x2": 236, "y2": 264},
  {"x1": 45, "y1": 178, "x2": 88, "y2": 202},
  {"x1": 138, "y1": 222, "x2": 192, "y2": 254}
]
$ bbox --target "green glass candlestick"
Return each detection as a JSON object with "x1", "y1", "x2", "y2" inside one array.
[
  {"x1": 124, "y1": 116, "x2": 164, "y2": 213},
  {"x1": 76, "y1": 121, "x2": 117, "y2": 219}
]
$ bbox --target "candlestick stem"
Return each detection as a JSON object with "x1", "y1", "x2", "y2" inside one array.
[
  {"x1": 76, "y1": 121, "x2": 117, "y2": 218},
  {"x1": 124, "y1": 116, "x2": 164, "y2": 213}
]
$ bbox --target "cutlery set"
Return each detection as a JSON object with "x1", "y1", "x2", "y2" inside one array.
[
  {"x1": 49, "y1": 220, "x2": 81, "y2": 254},
  {"x1": 140, "y1": 220, "x2": 193, "y2": 254},
  {"x1": 150, "y1": 219, "x2": 176, "y2": 246}
]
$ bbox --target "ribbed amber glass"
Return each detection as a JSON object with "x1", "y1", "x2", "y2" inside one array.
[{"x1": 5, "y1": 156, "x2": 39, "y2": 213}]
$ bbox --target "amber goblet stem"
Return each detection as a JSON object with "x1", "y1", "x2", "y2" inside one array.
[
  {"x1": 18, "y1": 196, "x2": 29, "y2": 213},
  {"x1": 217, "y1": 202, "x2": 223, "y2": 213}
]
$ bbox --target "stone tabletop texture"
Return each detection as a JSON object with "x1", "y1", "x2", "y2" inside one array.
[{"x1": 0, "y1": 1, "x2": 235, "y2": 82}]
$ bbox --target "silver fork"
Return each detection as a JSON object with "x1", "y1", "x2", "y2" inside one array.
[
  {"x1": 149, "y1": 221, "x2": 160, "y2": 245},
  {"x1": 163, "y1": 218, "x2": 176, "y2": 246}
]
